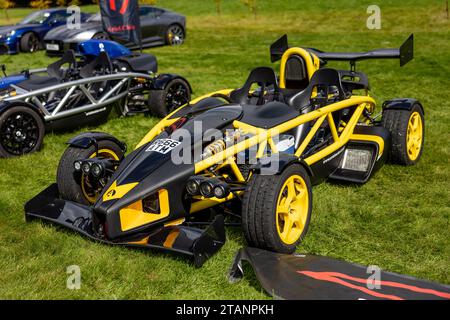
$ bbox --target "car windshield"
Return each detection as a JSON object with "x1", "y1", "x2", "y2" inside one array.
[
  {"x1": 87, "y1": 13, "x2": 101, "y2": 22},
  {"x1": 19, "y1": 11, "x2": 51, "y2": 25}
]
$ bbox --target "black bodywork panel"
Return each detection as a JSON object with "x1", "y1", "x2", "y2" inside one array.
[
  {"x1": 25, "y1": 184, "x2": 226, "y2": 267},
  {"x1": 116, "y1": 53, "x2": 158, "y2": 74},
  {"x1": 149, "y1": 73, "x2": 192, "y2": 92},
  {"x1": 0, "y1": 100, "x2": 45, "y2": 118},
  {"x1": 67, "y1": 131, "x2": 127, "y2": 153},
  {"x1": 229, "y1": 247, "x2": 450, "y2": 300},
  {"x1": 383, "y1": 98, "x2": 424, "y2": 114},
  {"x1": 240, "y1": 102, "x2": 299, "y2": 128}
]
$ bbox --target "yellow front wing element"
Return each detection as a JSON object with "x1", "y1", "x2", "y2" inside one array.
[
  {"x1": 119, "y1": 189, "x2": 170, "y2": 232},
  {"x1": 102, "y1": 181, "x2": 139, "y2": 202}
]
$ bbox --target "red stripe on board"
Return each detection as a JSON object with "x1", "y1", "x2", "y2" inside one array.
[
  {"x1": 298, "y1": 271, "x2": 450, "y2": 300},
  {"x1": 298, "y1": 270, "x2": 402, "y2": 300}
]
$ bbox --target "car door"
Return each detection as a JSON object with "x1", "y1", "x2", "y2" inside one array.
[{"x1": 139, "y1": 7, "x2": 164, "y2": 44}]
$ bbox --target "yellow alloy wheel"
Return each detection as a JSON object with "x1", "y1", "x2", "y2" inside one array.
[
  {"x1": 406, "y1": 111, "x2": 423, "y2": 161},
  {"x1": 276, "y1": 175, "x2": 309, "y2": 245},
  {"x1": 81, "y1": 149, "x2": 119, "y2": 204}
]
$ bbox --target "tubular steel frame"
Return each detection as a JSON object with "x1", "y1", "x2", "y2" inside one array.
[{"x1": 4, "y1": 70, "x2": 155, "y2": 122}]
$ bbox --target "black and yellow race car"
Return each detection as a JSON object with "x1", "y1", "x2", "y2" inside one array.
[{"x1": 25, "y1": 35, "x2": 424, "y2": 266}]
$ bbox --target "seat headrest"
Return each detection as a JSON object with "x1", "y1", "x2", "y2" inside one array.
[
  {"x1": 285, "y1": 55, "x2": 307, "y2": 82},
  {"x1": 80, "y1": 51, "x2": 113, "y2": 78},
  {"x1": 47, "y1": 50, "x2": 77, "y2": 79},
  {"x1": 230, "y1": 67, "x2": 281, "y2": 105}
]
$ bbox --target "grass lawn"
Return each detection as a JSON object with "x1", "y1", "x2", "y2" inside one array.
[{"x1": 0, "y1": 0, "x2": 449, "y2": 299}]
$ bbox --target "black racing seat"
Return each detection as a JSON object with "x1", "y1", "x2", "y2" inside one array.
[
  {"x1": 116, "y1": 53, "x2": 158, "y2": 73},
  {"x1": 47, "y1": 49, "x2": 78, "y2": 79},
  {"x1": 16, "y1": 75, "x2": 60, "y2": 91},
  {"x1": 17, "y1": 50, "x2": 78, "y2": 91},
  {"x1": 80, "y1": 51, "x2": 113, "y2": 78},
  {"x1": 287, "y1": 68, "x2": 349, "y2": 147},
  {"x1": 230, "y1": 67, "x2": 283, "y2": 105},
  {"x1": 287, "y1": 68, "x2": 347, "y2": 112}
]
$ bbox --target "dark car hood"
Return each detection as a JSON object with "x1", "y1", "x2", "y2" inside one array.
[
  {"x1": 0, "y1": 24, "x2": 41, "y2": 34},
  {"x1": 44, "y1": 21, "x2": 102, "y2": 40}
]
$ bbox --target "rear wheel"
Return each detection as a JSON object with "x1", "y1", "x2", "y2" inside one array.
[
  {"x1": 242, "y1": 164, "x2": 312, "y2": 253},
  {"x1": 382, "y1": 104, "x2": 424, "y2": 165},
  {"x1": 57, "y1": 139, "x2": 124, "y2": 205},
  {"x1": 0, "y1": 106, "x2": 45, "y2": 158},
  {"x1": 20, "y1": 32, "x2": 40, "y2": 53},
  {"x1": 148, "y1": 78, "x2": 191, "y2": 117}
]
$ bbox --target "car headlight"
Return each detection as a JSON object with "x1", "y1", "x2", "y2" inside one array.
[
  {"x1": 73, "y1": 31, "x2": 97, "y2": 41},
  {"x1": 0, "y1": 30, "x2": 16, "y2": 39}
]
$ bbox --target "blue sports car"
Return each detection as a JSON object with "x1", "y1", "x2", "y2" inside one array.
[{"x1": 0, "y1": 8, "x2": 90, "y2": 54}]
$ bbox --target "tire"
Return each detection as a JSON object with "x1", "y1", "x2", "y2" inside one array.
[
  {"x1": 0, "y1": 106, "x2": 45, "y2": 158},
  {"x1": 381, "y1": 104, "x2": 424, "y2": 165},
  {"x1": 57, "y1": 138, "x2": 124, "y2": 205},
  {"x1": 20, "y1": 32, "x2": 40, "y2": 53},
  {"x1": 92, "y1": 32, "x2": 110, "y2": 40},
  {"x1": 148, "y1": 78, "x2": 191, "y2": 117},
  {"x1": 242, "y1": 164, "x2": 313, "y2": 253},
  {"x1": 166, "y1": 24, "x2": 185, "y2": 45}
]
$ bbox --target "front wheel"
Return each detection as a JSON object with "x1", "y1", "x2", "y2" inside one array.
[
  {"x1": 0, "y1": 106, "x2": 45, "y2": 158},
  {"x1": 166, "y1": 24, "x2": 185, "y2": 45},
  {"x1": 242, "y1": 164, "x2": 313, "y2": 253},
  {"x1": 57, "y1": 138, "x2": 124, "y2": 205},
  {"x1": 382, "y1": 104, "x2": 424, "y2": 165},
  {"x1": 148, "y1": 78, "x2": 191, "y2": 117},
  {"x1": 20, "y1": 32, "x2": 40, "y2": 53}
]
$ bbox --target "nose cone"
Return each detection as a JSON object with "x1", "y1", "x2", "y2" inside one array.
[{"x1": 93, "y1": 140, "x2": 194, "y2": 216}]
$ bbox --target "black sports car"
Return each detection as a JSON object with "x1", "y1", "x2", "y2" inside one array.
[{"x1": 44, "y1": 6, "x2": 186, "y2": 55}]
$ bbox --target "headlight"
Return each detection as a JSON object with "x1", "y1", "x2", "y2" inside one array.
[
  {"x1": 81, "y1": 162, "x2": 91, "y2": 174},
  {"x1": 73, "y1": 160, "x2": 82, "y2": 171},
  {"x1": 213, "y1": 184, "x2": 230, "y2": 199},
  {"x1": 199, "y1": 181, "x2": 214, "y2": 198},
  {"x1": 74, "y1": 31, "x2": 96, "y2": 41},
  {"x1": 185, "y1": 176, "x2": 207, "y2": 196},
  {"x1": 90, "y1": 163, "x2": 104, "y2": 178},
  {"x1": 0, "y1": 30, "x2": 16, "y2": 39}
]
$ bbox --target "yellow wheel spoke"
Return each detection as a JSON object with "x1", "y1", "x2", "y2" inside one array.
[
  {"x1": 276, "y1": 174, "x2": 309, "y2": 245},
  {"x1": 281, "y1": 216, "x2": 294, "y2": 239},
  {"x1": 405, "y1": 112, "x2": 423, "y2": 161}
]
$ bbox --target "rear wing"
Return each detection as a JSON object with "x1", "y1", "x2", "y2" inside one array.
[{"x1": 270, "y1": 34, "x2": 414, "y2": 67}]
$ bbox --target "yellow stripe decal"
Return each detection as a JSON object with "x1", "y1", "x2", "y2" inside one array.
[{"x1": 103, "y1": 181, "x2": 139, "y2": 202}]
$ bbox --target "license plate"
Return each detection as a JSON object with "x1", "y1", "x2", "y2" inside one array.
[
  {"x1": 146, "y1": 139, "x2": 180, "y2": 154},
  {"x1": 46, "y1": 43, "x2": 59, "y2": 51}
]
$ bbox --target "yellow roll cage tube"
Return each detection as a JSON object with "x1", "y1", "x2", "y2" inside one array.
[
  {"x1": 134, "y1": 47, "x2": 376, "y2": 214},
  {"x1": 135, "y1": 93, "x2": 375, "y2": 213}
]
